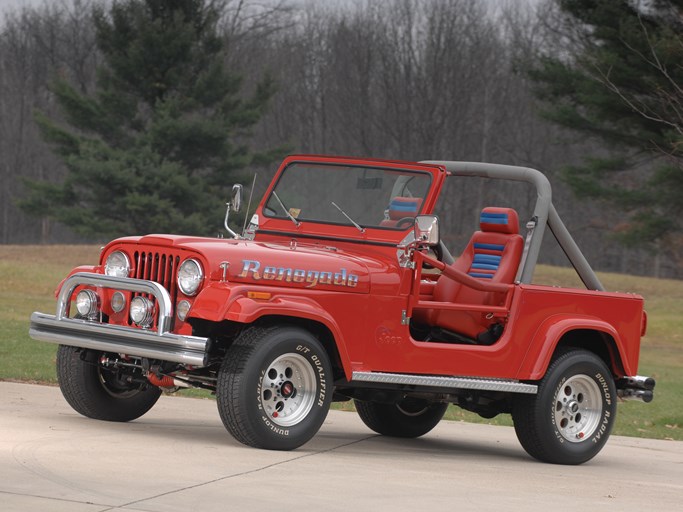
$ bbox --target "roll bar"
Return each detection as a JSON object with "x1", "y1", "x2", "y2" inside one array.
[{"x1": 420, "y1": 161, "x2": 604, "y2": 291}]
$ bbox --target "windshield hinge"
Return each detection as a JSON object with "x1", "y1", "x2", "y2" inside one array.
[{"x1": 398, "y1": 246, "x2": 416, "y2": 268}]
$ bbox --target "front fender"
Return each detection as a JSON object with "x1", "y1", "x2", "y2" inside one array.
[
  {"x1": 189, "y1": 283, "x2": 352, "y2": 378},
  {"x1": 55, "y1": 265, "x2": 98, "y2": 297},
  {"x1": 516, "y1": 314, "x2": 631, "y2": 381}
]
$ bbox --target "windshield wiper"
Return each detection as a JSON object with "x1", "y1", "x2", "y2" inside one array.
[
  {"x1": 271, "y1": 191, "x2": 300, "y2": 227},
  {"x1": 332, "y1": 201, "x2": 365, "y2": 233}
]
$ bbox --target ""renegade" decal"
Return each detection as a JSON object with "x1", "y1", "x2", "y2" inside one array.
[{"x1": 238, "y1": 259, "x2": 359, "y2": 288}]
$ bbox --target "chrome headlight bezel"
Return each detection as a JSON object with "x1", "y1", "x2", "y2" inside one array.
[
  {"x1": 177, "y1": 258, "x2": 204, "y2": 296},
  {"x1": 75, "y1": 289, "x2": 99, "y2": 318},
  {"x1": 105, "y1": 251, "x2": 130, "y2": 278}
]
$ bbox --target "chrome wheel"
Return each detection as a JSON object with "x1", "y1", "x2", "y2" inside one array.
[
  {"x1": 513, "y1": 349, "x2": 617, "y2": 464},
  {"x1": 554, "y1": 374, "x2": 603, "y2": 443},
  {"x1": 218, "y1": 326, "x2": 333, "y2": 450},
  {"x1": 260, "y1": 353, "x2": 317, "y2": 427}
]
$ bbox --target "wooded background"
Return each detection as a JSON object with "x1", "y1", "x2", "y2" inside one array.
[{"x1": 0, "y1": 0, "x2": 679, "y2": 279}]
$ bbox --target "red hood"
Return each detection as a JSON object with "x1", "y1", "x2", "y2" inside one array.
[{"x1": 104, "y1": 234, "x2": 401, "y2": 294}]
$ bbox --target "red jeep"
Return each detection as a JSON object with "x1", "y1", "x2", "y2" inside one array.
[{"x1": 30, "y1": 155, "x2": 654, "y2": 464}]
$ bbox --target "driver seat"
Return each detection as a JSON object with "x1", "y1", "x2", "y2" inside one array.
[
  {"x1": 422, "y1": 207, "x2": 523, "y2": 343},
  {"x1": 380, "y1": 197, "x2": 423, "y2": 227}
]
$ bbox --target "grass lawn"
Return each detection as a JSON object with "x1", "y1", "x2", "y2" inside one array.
[{"x1": 1, "y1": 245, "x2": 681, "y2": 440}]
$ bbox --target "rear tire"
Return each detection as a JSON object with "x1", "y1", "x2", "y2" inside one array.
[
  {"x1": 512, "y1": 349, "x2": 617, "y2": 465},
  {"x1": 355, "y1": 397, "x2": 447, "y2": 438},
  {"x1": 56, "y1": 345, "x2": 161, "y2": 422}
]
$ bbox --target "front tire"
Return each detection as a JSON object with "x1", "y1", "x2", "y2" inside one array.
[
  {"x1": 354, "y1": 397, "x2": 447, "y2": 438},
  {"x1": 216, "y1": 325, "x2": 333, "y2": 450},
  {"x1": 56, "y1": 345, "x2": 161, "y2": 422},
  {"x1": 512, "y1": 349, "x2": 617, "y2": 465}
]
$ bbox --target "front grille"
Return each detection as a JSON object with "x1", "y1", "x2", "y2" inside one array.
[{"x1": 133, "y1": 251, "x2": 181, "y2": 299}]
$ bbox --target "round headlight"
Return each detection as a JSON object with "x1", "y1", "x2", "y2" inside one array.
[
  {"x1": 130, "y1": 296, "x2": 154, "y2": 327},
  {"x1": 177, "y1": 259, "x2": 204, "y2": 296},
  {"x1": 75, "y1": 289, "x2": 99, "y2": 318},
  {"x1": 105, "y1": 251, "x2": 130, "y2": 278}
]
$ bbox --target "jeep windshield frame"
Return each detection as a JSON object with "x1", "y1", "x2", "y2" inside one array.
[{"x1": 262, "y1": 161, "x2": 433, "y2": 231}]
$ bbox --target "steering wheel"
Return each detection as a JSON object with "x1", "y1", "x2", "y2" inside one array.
[
  {"x1": 395, "y1": 217, "x2": 415, "y2": 229},
  {"x1": 437, "y1": 240, "x2": 454, "y2": 265},
  {"x1": 421, "y1": 240, "x2": 454, "y2": 271}
]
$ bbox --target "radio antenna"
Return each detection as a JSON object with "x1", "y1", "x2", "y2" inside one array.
[{"x1": 242, "y1": 173, "x2": 257, "y2": 235}]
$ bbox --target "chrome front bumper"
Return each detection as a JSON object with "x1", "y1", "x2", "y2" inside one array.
[{"x1": 29, "y1": 272, "x2": 210, "y2": 366}]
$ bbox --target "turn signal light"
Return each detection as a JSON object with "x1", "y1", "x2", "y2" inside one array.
[{"x1": 247, "y1": 291, "x2": 272, "y2": 300}]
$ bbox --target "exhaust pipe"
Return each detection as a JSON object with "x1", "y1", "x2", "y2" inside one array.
[
  {"x1": 620, "y1": 375, "x2": 655, "y2": 391},
  {"x1": 618, "y1": 388, "x2": 654, "y2": 403},
  {"x1": 617, "y1": 375, "x2": 656, "y2": 402}
]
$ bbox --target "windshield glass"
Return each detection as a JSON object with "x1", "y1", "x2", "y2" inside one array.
[{"x1": 264, "y1": 163, "x2": 432, "y2": 230}]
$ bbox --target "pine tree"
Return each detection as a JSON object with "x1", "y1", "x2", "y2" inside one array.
[
  {"x1": 21, "y1": 0, "x2": 279, "y2": 238},
  {"x1": 528, "y1": 0, "x2": 683, "y2": 261}
]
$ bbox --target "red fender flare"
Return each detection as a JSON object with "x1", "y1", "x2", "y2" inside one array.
[
  {"x1": 516, "y1": 314, "x2": 631, "y2": 380},
  {"x1": 189, "y1": 284, "x2": 353, "y2": 379}
]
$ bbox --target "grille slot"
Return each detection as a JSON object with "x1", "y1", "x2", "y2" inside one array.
[
  {"x1": 134, "y1": 251, "x2": 180, "y2": 295},
  {"x1": 132, "y1": 251, "x2": 181, "y2": 328}
]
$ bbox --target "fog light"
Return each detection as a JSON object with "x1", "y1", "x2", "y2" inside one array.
[
  {"x1": 176, "y1": 300, "x2": 191, "y2": 322},
  {"x1": 130, "y1": 296, "x2": 154, "y2": 327},
  {"x1": 111, "y1": 291, "x2": 126, "y2": 313},
  {"x1": 75, "y1": 290, "x2": 99, "y2": 318}
]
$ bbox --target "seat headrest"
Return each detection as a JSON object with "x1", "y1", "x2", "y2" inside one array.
[
  {"x1": 480, "y1": 207, "x2": 519, "y2": 234},
  {"x1": 387, "y1": 197, "x2": 422, "y2": 220}
]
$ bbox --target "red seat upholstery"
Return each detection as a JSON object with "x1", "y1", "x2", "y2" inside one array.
[
  {"x1": 380, "y1": 197, "x2": 423, "y2": 227},
  {"x1": 421, "y1": 207, "x2": 523, "y2": 340}
]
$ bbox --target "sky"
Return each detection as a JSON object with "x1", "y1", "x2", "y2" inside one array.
[
  {"x1": 0, "y1": 0, "x2": 51, "y2": 17},
  {"x1": 0, "y1": 0, "x2": 43, "y2": 11},
  {"x1": 0, "y1": 0, "x2": 544, "y2": 16}
]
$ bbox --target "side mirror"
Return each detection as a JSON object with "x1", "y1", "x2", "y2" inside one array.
[
  {"x1": 224, "y1": 184, "x2": 243, "y2": 238},
  {"x1": 231, "y1": 184, "x2": 243, "y2": 213},
  {"x1": 414, "y1": 215, "x2": 439, "y2": 246}
]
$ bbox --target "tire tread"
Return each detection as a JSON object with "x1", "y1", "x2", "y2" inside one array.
[
  {"x1": 56, "y1": 345, "x2": 160, "y2": 422},
  {"x1": 216, "y1": 325, "x2": 332, "y2": 450},
  {"x1": 355, "y1": 399, "x2": 447, "y2": 438},
  {"x1": 217, "y1": 325, "x2": 278, "y2": 447},
  {"x1": 512, "y1": 348, "x2": 616, "y2": 465}
]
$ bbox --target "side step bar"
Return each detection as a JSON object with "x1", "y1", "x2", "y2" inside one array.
[{"x1": 352, "y1": 371, "x2": 537, "y2": 394}]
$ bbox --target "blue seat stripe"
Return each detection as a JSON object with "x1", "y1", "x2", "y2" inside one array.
[
  {"x1": 473, "y1": 254, "x2": 501, "y2": 264},
  {"x1": 468, "y1": 272, "x2": 494, "y2": 279},
  {"x1": 389, "y1": 201, "x2": 418, "y2": 212},
  {"x1": 471, "y1": 263, "x2": 499, "y2": 270},
  {"x1": 480, "y1": 213, "x2": 509, "y2": 225},
  {"x1": 473, "y1": 242, "x2": 504, "y2": 251}
]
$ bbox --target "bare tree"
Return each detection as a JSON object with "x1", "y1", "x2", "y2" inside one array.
[{"x1": 0, "y1": 0, "x2": 100, "y2": 243}]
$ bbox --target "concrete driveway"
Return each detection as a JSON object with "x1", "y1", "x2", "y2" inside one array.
[{"x1": 1, "y1": 381, "x2": 681, "y2": 512}]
